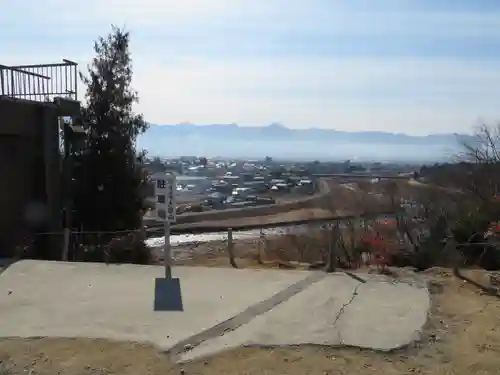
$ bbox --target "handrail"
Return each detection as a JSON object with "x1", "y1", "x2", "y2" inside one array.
[
  {"x1": 0, "y1": 59, "x2": 78, "y2": 101},
  {"x1": 0, "y1": 65, "x2": 50, "y2": 79},
  {"x1": 146, "y1": 209, "x2": 402, "y2": 235}
]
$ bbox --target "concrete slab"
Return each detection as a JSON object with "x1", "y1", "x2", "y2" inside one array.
[
  {"x1": 337, "y1": 279, "x2": 429, "y2": 350},
  {"x1": 0, "y1": 260, "x2": 311, "y2": 349},
  {"x1": 0, "y1": 261, "x2": 430, "y2": 363},
  {"x1": 180, "y1": 274, "x2": 429, "y2": 362}
]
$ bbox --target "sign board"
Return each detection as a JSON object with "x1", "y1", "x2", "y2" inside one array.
[{"x1": 154, "y1": 173, "x2": 176, "y2": 223}]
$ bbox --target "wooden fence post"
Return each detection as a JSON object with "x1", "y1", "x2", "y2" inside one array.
[
  {"x1": 257, "y1": 229, "x2": 264, "y2": 264},
  {"x1": 227, "y1": 228, "x2": 238, "y2": 268}
]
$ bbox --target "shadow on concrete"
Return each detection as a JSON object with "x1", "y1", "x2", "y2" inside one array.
[
  {"x1": 0, "y1": 258, "x2": 19, "y2": 276},
  {"x1": 154, "y1": 278, "x2": 184, "y2": 312}
]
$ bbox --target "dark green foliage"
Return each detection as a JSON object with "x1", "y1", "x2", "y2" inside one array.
[
  {"x1": 452, "y1": 210, "x2": 490, "y2": 243},
  {"x1": 72, "y1": 26, "x2": 149, "y2": 233},
  {"x1": 65, "y1": 27, "x2": 151, "y2": 264}
]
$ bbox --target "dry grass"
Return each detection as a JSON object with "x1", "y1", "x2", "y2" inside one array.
[
  {"x1": 173, "y1": 238, "x2": 302, "y2": 269},
  {"x1": 173, "y1": 239, "x2": 270, "y2": 269},
  {"x1": 172, "y1": 223, "x2": 375, "y2": 269},
  {"x1": 1, "y1": 269, "x2": 500, "y2": 374},
  {"x1": 174, "y1": 207, "x2": 337, "y2": 230},
  {"x1": 172, "y1": 233, "x2": 326, "y2": 269}
]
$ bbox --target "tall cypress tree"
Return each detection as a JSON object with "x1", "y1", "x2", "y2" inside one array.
[{"x1": 73, "y1": 26, "x2": 149, "y2": 232}]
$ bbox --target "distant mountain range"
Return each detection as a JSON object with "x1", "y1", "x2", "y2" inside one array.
[{"x1": 137, "y1": 123, "x2": 473, "y2": 162}]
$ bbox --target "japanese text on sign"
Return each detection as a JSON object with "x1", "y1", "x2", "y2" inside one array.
[{"x1": 154, "y1": 174, "x2": 176, "y2": 223}]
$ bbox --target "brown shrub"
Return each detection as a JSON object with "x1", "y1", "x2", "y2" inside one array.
[
  {"x1": 76, "y1": 231, "x2": 152, "y2": 265},
  {"x1": 105, "y1": 232, "x2": 152, "y2": 264},
  {"x1": 263, "y1": 232, "x2": 327, "y2": 264}
]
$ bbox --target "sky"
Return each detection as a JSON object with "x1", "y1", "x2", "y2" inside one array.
[{"x1": 2, "y1": 0, "x2": 500, "y2": 135}]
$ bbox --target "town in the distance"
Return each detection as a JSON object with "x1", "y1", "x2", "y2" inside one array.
[{"x1": 142, "y1": 156, "x2": 417, "y2": 217}]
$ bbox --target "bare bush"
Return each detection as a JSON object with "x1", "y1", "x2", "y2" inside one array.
[
  {"x1": 460, "y1": 124, "x2": 500, "y2": 201},
  {"x1": 264, "y1": 230, "x2": 328, "y2": 265},
  {"x1": 74, "y1": 231, "x2": 152, "y2": 264}
]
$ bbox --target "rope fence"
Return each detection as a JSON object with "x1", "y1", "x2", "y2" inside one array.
[
  {"x1": 12, "y1": 227, "x2": 148, "y2": 264},
  {"x1": 10, "y1": 202, "x2": 499, "y2": 276},
  {"x1": 10, "y1": 213, "x2": 400, "y2": 268}
]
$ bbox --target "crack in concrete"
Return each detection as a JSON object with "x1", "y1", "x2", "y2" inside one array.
[
  {"x1": 332, "y1": 275, "x2": 377, "y2": 344},
  {"x1": 166, "y1": 271, "x2": 326, "y2": 360},
  {"x1": 332, "y1": 283, "x2": 362, "y2": 328},
  {"x1": 332, "y1": 272, "x2": 372, "y2": 328}
]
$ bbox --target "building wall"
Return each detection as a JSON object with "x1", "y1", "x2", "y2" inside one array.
[
  {"x1": 0, "y1": 98, "x2": 61, "y2": 257},
  {"x1": 176, "y1": 176, "x2": 212, "y2": 195}
]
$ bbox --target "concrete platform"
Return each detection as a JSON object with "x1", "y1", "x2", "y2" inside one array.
[
  {"x1": 180, "y1": 274, "x2": 429, "y2": 362},
  {"x1": 0, "y1": 260, "x2": 309, "y2": 349},
  {"x1": 0, "y1": 260, "x2": 430, "y2": 363}
]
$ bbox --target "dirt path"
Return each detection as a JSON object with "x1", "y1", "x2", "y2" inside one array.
[{"x1": 1, "y1": 269, "x2": 499, "y2": 374}]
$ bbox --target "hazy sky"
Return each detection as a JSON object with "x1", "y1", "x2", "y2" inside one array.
[{"x1": 2, "y1": 0, "x2": 500, "y2": 135}]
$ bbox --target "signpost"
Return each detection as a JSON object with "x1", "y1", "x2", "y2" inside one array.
[
  {"x1": 153, "y1": 173, "x2": 183, "y2": 311},
  {"x1": 154, "y1": 173, "x2": 176, "y2": 278}
]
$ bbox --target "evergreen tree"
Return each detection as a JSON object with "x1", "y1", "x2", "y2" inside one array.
[{"x1": 73, "y1": 26, "x2": 148, "y2": 232}]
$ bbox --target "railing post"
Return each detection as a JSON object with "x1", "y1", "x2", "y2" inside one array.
[
  {"x1": 0, "y1": 67, "x2": 4, "y2": 96},
  {"x1": 227, "y1": 228, "x2": 238, "y2": 268},
  {"x1": 10, "y1": 70, "x2": 15, "y2": 96},
  {"x1": 257, "y1": 229, "x2": 264, "y2": 264}
]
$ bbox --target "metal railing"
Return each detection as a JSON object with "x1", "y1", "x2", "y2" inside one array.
[{"x1": 0, "y1": 59, "x2": 78, "y2": 102}]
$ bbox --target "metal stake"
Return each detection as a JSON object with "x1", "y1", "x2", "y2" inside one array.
[{"x1": 164, "y1": 220, "x2": 171, "y2": 279}]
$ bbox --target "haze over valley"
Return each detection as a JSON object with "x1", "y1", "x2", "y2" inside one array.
[{"x1": 138, "y1": 123, "x2": 470, "y2": 162}]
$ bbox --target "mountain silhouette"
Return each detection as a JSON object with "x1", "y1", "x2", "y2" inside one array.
[{"x1": 138, "y1": 123, "x2": 473, "y2": 162}]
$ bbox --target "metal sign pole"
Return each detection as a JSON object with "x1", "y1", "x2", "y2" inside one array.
[
  {"x1": 164, "y1": 219, "x2": 171, "y2": 279},
  {"x1": 153, "y1": 171, "x2": 182, "y2": 311},
  {"x1": 164, "y1": 173, "x2": 175, "y2": 279}
]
